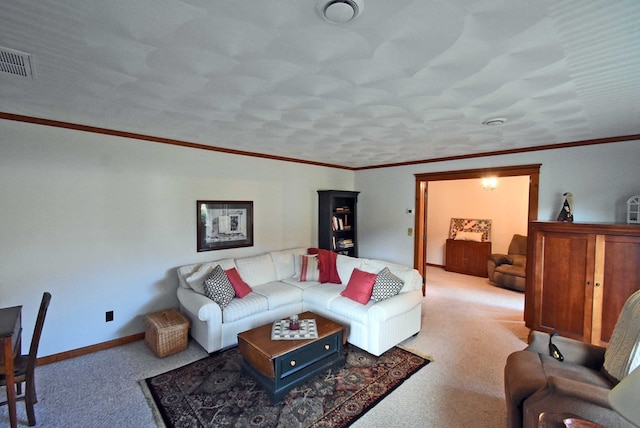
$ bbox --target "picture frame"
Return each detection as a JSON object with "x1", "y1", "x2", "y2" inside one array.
[{"x1": 197, "y1": 200, "x2": 254, "y2": 252}]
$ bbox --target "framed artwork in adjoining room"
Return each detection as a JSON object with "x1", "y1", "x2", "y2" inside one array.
[{"x1": 197, "y1": 200, "x2": 254, "y2": 252}]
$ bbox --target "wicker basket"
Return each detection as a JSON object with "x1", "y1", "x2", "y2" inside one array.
[{"x1": 145, "y1": 308, "x2": 189, "y2": 357}]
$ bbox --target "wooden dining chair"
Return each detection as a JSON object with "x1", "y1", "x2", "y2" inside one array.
[{"x1": 0, "y1": 292, "x2": 52, "y2": 426}]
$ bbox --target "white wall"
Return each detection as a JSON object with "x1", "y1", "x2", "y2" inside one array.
[
  {"x1": 355, "y1": 140, "x2": 640, "y2": 267},
  {"x1": 3, "y1": 116, "x2": 638, "y2": 358},
  {"x1": 426, "y1": 177, "x2": 530, "y2": 266},
  {"x1": 0, "y1": 119, "x2": 354, "y2": 357}
]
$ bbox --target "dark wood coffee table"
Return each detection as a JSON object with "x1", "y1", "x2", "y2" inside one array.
[{"x1": 237, "y1": 311, "x2": 346, "y2": 403}]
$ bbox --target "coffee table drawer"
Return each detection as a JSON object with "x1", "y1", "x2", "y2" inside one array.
[{"x1": 277, "y1": 332, "x2": 340, "y2": 379}]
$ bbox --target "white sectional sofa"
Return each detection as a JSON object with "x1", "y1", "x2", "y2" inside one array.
[{"x1": 176, "y1": 247, "x2": 423, "y2": 356}]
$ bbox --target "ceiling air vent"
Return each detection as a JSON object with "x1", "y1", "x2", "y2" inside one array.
[{"x1": 0, "y1": 47, "x2": 33, "y2": 78}]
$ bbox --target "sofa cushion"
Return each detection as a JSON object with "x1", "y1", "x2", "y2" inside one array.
[
  {"x1": 303, "y1": 283, "x2": 344, "y2": 309},
  {"x1": 371, "y1": 267, "x2": 404, "y2": 302},
  {"x1": 329, "y1": 295, "x2": 372, "y2": 324},
  {"x1": 298, "y1": 255, "x2": 320, "y2": 281},
  {"x1": 235, "y1": 253, "x2": 277, "y2": 287},
  {"x1": 225, "y1": 267, "x2": 252, "y2": 298},
  {"x1": 253, "y1": 281, "x2": 303, "y2": 310},
  {"x1": 540, "y1": 354, "x2": 612, "y2": 389},
  {"x1": 222, "y1": 292, "x2": 269, "y2": 323},
  {"x1": 341, "y1": 268, "x2": 377, "y2": 304},
  {"x1": 511, "y1": 254, "x2": 526, "y2": 268},
  {"x1": 203, "y1": 265, "x2": 236, "y2": 309},
  {"x1": 336, "y1": 254, "x2": 363, "y2": 284},
  {"x1": 281, "y1": 277, "x2": 322, "y2": 290},
  {"x1": 270, "y1": 248, "x2": 306, "y2": 280},
  {"x1": 364, "y1": 259, "x2": 415, "y2": 293}
]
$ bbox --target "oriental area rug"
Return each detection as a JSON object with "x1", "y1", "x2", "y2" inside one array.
[{"x1": 143, "y1": 344, "x2": 430, "y2": 428}]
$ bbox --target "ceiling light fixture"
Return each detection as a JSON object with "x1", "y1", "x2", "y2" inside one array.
[
  {"x1": 482, "y1": 117, "x2": 506, "y2": 126},
  {"x1": 482, "y1": 177, "x2": 498, "y2": 191},
  {"x1": 317, "y1": 0, "x2": 362, "y2": 24}
]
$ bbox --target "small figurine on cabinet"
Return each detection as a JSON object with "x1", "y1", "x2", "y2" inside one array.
[{"x1": 557, "y1": 192, "x2": 574, "y2": 222}]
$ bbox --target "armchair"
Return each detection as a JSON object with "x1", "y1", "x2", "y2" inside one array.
[
  {"x1": 504, "y1": 289, "x2": 640, "y2": 428},
  {"x1": 487, "y1": 234, "x2": 527, "y2": 291}
]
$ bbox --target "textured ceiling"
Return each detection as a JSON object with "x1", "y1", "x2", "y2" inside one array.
[{"x1": 1, "y1": 0, "x2": 639, "y2": 168}]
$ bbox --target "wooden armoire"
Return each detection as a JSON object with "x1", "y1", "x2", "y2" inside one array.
[{"x1": 525, "y1": 221, "x2": 640, "y2": 346}]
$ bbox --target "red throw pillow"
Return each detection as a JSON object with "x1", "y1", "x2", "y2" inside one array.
[
  {"x1": 341, "y1": 268, "x2": 377, "y2": 304},
  {"x1": 224, "y1": 268, "x2": 252, "y2": 298},
  {"x1": 308, "y1": 248, "x2": 341, "y2": 284}
]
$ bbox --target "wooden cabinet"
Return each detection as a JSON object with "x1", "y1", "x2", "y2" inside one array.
[
  {"x1": 525, "y1": 222, "x2": 640, "y2": 346},
  {"x1": 318, "y1": 190, "x2": 359, "y2": 257},
  {"x1": 445, "y1": 239, "x2": 491, "y2": 277}
]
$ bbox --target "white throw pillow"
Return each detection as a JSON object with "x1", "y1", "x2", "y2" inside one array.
[
  {"x1": 298, "y1": 255, "x2": 320, "y2": 282},
  {"x1": 454, "y1": 231, "x2": 483, "y2": 242}
]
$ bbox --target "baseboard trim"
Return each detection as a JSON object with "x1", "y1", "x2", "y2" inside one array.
[{"x1": 38, "y1": 333, "x2": 145, "y2": 366}]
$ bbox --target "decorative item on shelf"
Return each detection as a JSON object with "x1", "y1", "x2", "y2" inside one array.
[
  {"x1": 557, "y1": 192, "x2": 574, "y2": 222},
  {"x1": 627, "y1": 195, "x2": 640, "y2": 224}
]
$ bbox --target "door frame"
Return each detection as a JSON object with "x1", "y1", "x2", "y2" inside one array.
[{"x1": 413, "y1": 164, "x2": 541, "y2": 295}]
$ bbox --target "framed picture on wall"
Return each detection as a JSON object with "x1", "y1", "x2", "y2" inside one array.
[{"x1": 197, "y1": 200, "x2": 254, "y2": 252}]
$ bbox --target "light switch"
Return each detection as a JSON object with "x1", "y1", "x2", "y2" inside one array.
[{"x1": 408, "y1": 227, "x2": 413, "y2": 236}]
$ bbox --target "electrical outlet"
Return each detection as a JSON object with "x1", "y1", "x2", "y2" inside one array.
[{"x1": 106, "y1": 311, "x2": 114, "y2": 322}]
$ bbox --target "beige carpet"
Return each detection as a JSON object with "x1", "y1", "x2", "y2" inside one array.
[
  {"x1": 0, "y1": 266, "x2": 528, "y2": 427},
  {"x1": 350, "y1": 266, "x2": 529, "y2": 428}
]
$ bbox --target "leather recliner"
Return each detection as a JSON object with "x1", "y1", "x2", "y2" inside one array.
[
  {"x1": 504, "y1": 289, "x2": 640, "y2": 427},
  {"x1": 487, "y1": 234, "x2": 527, "y2": 292}
]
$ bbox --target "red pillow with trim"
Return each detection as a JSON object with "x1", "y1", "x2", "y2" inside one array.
[
  {"x1": 224, "y1": 268, "x2": 252, "y2": 298},
  {"x1": 340, "y1": 268, "x2": 376, "y2": 304},
  {"x1": 308, "y1": 248, "x2": 341, "y2": 284}
]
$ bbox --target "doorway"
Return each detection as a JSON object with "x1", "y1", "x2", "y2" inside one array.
[{"x1": 413, "y1": 164, "x2": 541, "y2": 295}]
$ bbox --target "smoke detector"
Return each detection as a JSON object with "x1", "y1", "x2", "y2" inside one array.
[
  {"x1": 0, "y1": 47, "x2": 33, "y2": 78},
  {"x1": 317, "y1": 0, "x2": 363, "y2": 24}
]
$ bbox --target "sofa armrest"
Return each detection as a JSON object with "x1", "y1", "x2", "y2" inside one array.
[
  {"x1": 526, "y1": 331, "x2": 606, "y2": 369},
  {"x1": 177, "y1": 286, "x2": 222, "y2": 322},
  {"x1": 489, "y1": 253, "x2": 513, "y2": 265},
  {"x1": 368, "y1": 289, "x2": 422, "y2": 323},
  {"x1": 543, "y1": 376, "x2": 612, "y2": 407}
]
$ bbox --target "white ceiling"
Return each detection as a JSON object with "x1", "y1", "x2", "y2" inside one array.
[{"x1": 1, "y1": 0, "x2": 639, "y2": 168}]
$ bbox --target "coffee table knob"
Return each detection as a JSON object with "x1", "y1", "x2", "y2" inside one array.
[
  {"x1": 325, "y1": 344, "x2": 330, "y2": 350},
  {"x1": 290, "y1": 360, "x2": 296, "y2": 367}
]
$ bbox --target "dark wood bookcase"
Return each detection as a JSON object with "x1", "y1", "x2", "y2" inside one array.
[{"x1": 318, "y1": 190, "x2": 359, "y2": 257}]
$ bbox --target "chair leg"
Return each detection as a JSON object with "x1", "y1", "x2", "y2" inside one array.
[{"x1": 25, "y1": 378, "x2": 37, "y2": 426}]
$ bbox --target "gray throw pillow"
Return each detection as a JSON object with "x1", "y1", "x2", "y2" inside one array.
[
  {"x1": 371, "y1": 267, "x2": 404, "y2": 302},
  {"x1": 203, "y1": 265, "x2": 235, "y2": 308}
]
